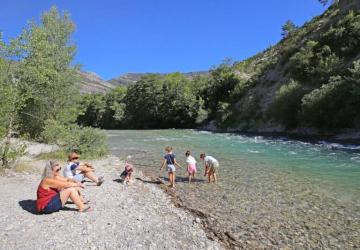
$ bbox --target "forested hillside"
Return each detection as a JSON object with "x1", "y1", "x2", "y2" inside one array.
[{"x1": 77, "y1": 0, "x2": 360, "y2": 137}]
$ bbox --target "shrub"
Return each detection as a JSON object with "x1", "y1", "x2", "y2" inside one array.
[
  {"x1": 0, "y1": 140, "x2": 27, "y2": 168},
  {"x1": 300, "y1": 76, "x2": 351, "y2": 129},
  {"x1": 269, "y1": 79, "x2": 307, "y2": 128},
  {"x1": 42, "y1": 119, "x2": 108, "y2": 158}
]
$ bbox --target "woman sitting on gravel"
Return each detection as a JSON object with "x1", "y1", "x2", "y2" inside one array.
[
  {"x1": 63, "y1": 151, "x2": 104, "y2": 186},
  {"x1": 36, "y1": 161, "x2": 91, "y2": 214}
]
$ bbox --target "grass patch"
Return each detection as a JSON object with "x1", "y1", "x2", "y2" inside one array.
[
  {"x1": 13, "y1": 162, "x2": 31, "y2": 173},
  {"x1": 37, "y1": 150, "x2": 68, "y2": 161},
  {"x1": 37, "y1": 149, "x2": 107, "y2": 161}
]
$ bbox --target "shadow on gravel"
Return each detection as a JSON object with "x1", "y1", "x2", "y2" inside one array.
[
  {"x1": 61, "y1": 206, "x2": 78, "y2": 211},
  {"x1": 19, "y1": 200, "x2": 37, "y2": 214},
  {"x1": 135, "y1": 177, "x2": 162, "y2": 184},
  {"x1": 162, "y1": 176, "x2": 206, "y2": 183},
  {"x1": 113, "y1": 178, "x2": 123, "y2": 183}
]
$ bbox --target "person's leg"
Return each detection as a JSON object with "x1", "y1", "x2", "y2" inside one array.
[
  {"x1": 188, "y1": 173, "x2": 192, "y2": 183},
  {"x1": 60, "y1": 188, "x2": 85, "y2": 211},
  {"x1": 168, "y1": 172, "x2": 172, "y2": 186},
  {"x1": 82, "y1": 171, "x2": 99, "y2": 183},
  {"x1": 213, "y1": 172, "x2": 217, "y2": 183},
  {"x1": 172, "y1": 172, "x2": 176, "y2": 187}
]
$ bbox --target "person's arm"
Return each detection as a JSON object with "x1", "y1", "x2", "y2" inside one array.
[
  {"x1": 43, "y1": 177, "x2": 83, "y2": 190},
  {"x1": 55, "y1": 175, "x2": 73, "y2": 182},
  {"x1": 77, "y1": 163, "x2": 93, "y2": 172},
  {"x1": 55, "y1": 175, "x2": 79, "y2": 184},
  {"x1": 84, "y1": 163, "x2": 94, "y2": 170},
  {"x1": 173, "y1": 159, "x2": 182, "y2": 168},
  {"x1": 160, "y1": 159, "x2": 166, "y2": 170},
  {"x1": 204, "y1": 162, "x2": 209, "y2": 176}
]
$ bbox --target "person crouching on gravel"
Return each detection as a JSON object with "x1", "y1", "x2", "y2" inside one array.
[
  {"x1": 200, "y1": 153, "x2": 219, "y2": 183},
  {"x1": 120, "y1": 155, "x2": 134, "y2": 185},
  {"x1": 36, "y1": 161, "x2": 92, "y2": 214},
  {"x1": 160, "y1": 146, "x2": 182, "y2": 188},
  {"x1": 63, "y1": 151, "x2": 104, "y2": 186}
]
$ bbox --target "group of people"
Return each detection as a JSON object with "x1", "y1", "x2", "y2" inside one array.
[
  {"x1": 36, "y1": 151, "x2": 104, "y2": 214},
  {"x1": 160, "y1": 146, "x2": 219, "y2": 188},
  {"x1": 35, "y1": 148, "x2": 218, "y2": 214}
]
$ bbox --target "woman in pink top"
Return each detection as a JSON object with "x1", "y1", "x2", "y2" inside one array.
[{"x1": 36, "y1": 161, "x2": 91, "y2": 214}]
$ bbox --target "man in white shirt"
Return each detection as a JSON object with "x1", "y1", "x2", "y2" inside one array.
[{"x1": 64, "y1": 152, "x2": 104, "y2": 186}]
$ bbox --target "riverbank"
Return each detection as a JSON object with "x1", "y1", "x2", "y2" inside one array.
[
  {"x1": 108, "y1": 129, "x2": 360, "y2": 249},
  {"x1": 0, "y1": 155, "x2": 222, "y2": 249}
]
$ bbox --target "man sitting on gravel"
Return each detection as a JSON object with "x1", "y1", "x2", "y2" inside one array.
[{"x1": 63, "y1": 151, "x2": 104, "y2": 186}]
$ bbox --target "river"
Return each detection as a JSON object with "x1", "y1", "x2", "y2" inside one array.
[{"x1": 107, "y1": 129, "x2": 360, "y2": 248}]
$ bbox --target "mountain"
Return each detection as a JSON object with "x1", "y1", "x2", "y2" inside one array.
[
  {"x1": 214, "y1": 0, "x2": 360, "y2": 135},
  {"x1": 108, "y1": 71, "x2": 209, "y2": 86},
  {"x1": 77, "y1": 71, "x2": 115, "y2": 93}
]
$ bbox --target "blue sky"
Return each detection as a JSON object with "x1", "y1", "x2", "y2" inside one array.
[{"x1": 0, "y1": 0, "x2": 328, "y2": 80}]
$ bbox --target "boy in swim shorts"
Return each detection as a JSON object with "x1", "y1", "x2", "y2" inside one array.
[{"x1": 200, "y1": 153, "x2": 219, "y2": 183}]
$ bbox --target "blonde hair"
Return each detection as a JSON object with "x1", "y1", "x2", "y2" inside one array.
[
  {"x1": 41, "y1": 161, "x2": 59, "y2": 179},
  {"x1": 125, "y1": 155, "x2": 132, "y2": 163},
  {"x1": 165, "y1": 146, "x2": 172, "y2": 152}
]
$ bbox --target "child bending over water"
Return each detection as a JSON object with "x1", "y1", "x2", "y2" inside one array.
[
  {"x1": 185, "y1": 150, "x2": 197, "y2": 183},
  {"x1": 160, "y1": 146, "x2": 182, "y2": 188},
  {"x1": 200, "y1": 153, "x2": 219, "y2": 183}
]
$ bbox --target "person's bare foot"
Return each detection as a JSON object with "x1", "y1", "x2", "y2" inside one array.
[
  {"x1": 97, "y1": 176, "x2": 104, "y2": 186},
  {"x1": 79, "y1": 206, "x2": 93, "y2": 213}
]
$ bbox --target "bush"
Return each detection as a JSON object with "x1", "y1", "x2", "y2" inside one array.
[
  {"x1": 269, "y1": 79, "x2": 307, "y2": 128},
  {"x1": 42, "y1": 119, "x2": 108, "y2": 158},
  {"x1": 321, "y1": 10, "x2": 360, "y2": 57},
  {"x1": 300, "y1": 76, "x2": 351, "y2": 129},
  {"x1": 0, "y1": 140, "x2": 27, "y2": 168}
]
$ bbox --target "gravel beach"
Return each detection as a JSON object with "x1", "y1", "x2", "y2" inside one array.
[{"x1": 0, "y1": 156, "x2": 222, "y2": 250}]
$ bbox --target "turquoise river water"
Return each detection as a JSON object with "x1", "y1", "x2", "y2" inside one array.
[{"x1": 107, "y1": 129, "x2": 360, "y2": 248}]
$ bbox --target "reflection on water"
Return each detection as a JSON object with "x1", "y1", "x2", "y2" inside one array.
[{"x1": 108, "y1": 130, "x2": 360, "y2": 248}]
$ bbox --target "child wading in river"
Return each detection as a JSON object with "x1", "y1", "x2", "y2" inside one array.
[
  {"x1": 185, "y1": 150, "x2": 197, "y2": 183},
  {"x1": 160, "y1": 146, "x2": 182, "y2": 188},
  {"x1": 200, "y1": 153, "x2": 219, "y2": 183}
]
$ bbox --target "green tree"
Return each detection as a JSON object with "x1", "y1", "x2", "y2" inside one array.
[
  {"x1": 16, "y1": 6, "x2": 79, "y2": 138},
  {"x1": 122, "y1": 73, "x2": 206, "y2": 128},
  {"x1": 200, "y1": 62, "x2": 240, "y2": 121},
  {"x1": 281, "y1": 20, "x2": 297, "y2": 38},
  {"x1": 269, "y1": 79, "x2": 307, "y2": 128},
  {"x1": 0, "y1": 34, "x2": 27, "y2": 167},
  {"x1": 77, "y1": 86, "x2": 127, "y2": 129}
]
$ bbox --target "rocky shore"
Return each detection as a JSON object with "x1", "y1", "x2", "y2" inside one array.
[{"x1": 0, "y1": 156, "x2": 222, "y2": 250}]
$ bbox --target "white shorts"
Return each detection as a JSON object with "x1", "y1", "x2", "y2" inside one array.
[
  {"x1": 73, "y1": 174, "x2": 85, "y2": 182},
  {"x1": 167, "y1": 164, "x2": 176, "y2": 173}
]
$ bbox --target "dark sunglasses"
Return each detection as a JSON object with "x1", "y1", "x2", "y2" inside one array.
[
  {"x1": 71, "y1": 157, "x2": 79, "y2": 160},
  {"x1": 55, "y1": 167, "x2": 62, "y2": 172}
]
